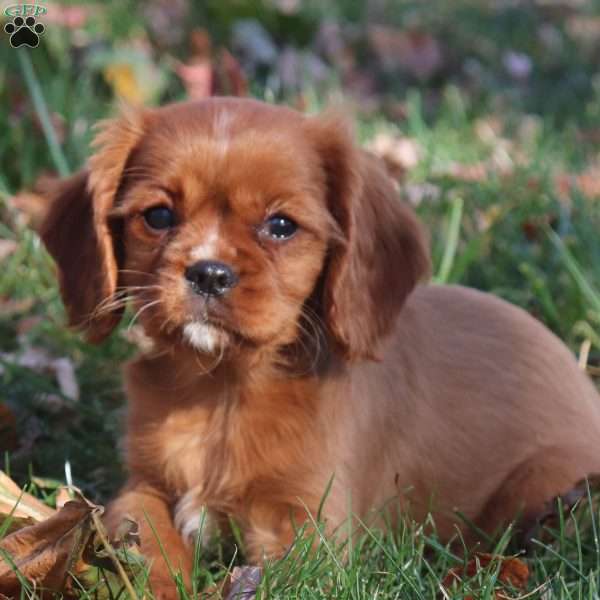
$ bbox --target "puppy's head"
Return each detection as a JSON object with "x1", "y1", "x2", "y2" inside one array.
[{"x1": 41, "y1": 99, "x2": 429, "y2": 364}]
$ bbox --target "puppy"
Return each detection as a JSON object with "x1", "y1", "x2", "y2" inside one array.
[{"x1": 40, "y1": 98, "x2": 600, "y2": 595}]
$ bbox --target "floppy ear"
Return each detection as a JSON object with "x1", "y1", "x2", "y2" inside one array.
[
  {"x1": 40, "y1": 109, "x2": 147, "y2": 343},
  {"x1": 305, "y1": 113, "x2": 430, "y2": 360}
]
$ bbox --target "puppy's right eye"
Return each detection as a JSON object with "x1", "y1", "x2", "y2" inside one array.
[{"x1": 143, "y1": 206, "x2": 175, "y2": 230}]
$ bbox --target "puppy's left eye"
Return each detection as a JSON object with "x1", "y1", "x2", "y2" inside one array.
[
  {"x1": 263, "y1": 214, "x2": 298, "y2": 240},
  {"x1": 143, "y1": 206, "x2": 175, "y2": 230}
]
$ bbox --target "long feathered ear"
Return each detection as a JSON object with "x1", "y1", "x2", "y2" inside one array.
[
  {"x1": 304, "y1": 113, "x2": 431, "y2": 361},
  {"x1": 40, "y1": 108, "x2": 148, "y2": 343}
]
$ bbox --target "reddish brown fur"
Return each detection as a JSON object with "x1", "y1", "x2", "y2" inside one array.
[{"x1": 40, "y1": 98, "x2": 600, "y2": 598}]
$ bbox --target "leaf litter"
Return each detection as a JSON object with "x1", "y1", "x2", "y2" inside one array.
[{"x1": 0, "y1": 472, "x2": 144, "y2": 598}]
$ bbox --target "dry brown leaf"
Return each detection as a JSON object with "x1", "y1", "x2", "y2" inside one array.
[
  {"x1": 0, "y1": 347, "x2": 79, "y2": 403},
  {"x1": 367, "y1": 133, "x2": 422, "y2": 180},
  {"x1": 0, "y1": 472, "x2": 55, "y2": 522},
  {"x1": 6, "y1": 190, "x2": 48, "y2": 229},
  {"x1": 0, "y1": 475, "x2": 143, "y2": 598},
  {"x1": 445, "y1": 162, "x2": 489, "y2": 182},
  {"x1": 0, "y1": 500, "x2": 95, "y2": 596},
  {"x1": 566, "y1": 15, "x2": 600, "y2": 45},
  {"x1": 555, "y1": 168, "x2": 600, "y2": 201},
  {"x1": 177, "y1": 61, "x2": 213, "y2": 99},
  {"x1": 0, "y1": 298, "x2": 35, "y2": 319},
  {"x1": 442, "y1": 553, "x2": 529, "y2": 599},
  {"x1": 219, "y1": 49, "x2": 248, "y2": 97},
  {"x1": 55, "y1": 487, "x2": 74, "y2": 510},
  {"x1": 176, "y1": 28, "x2": 213, "y2": 100},
  {"x1": 177, "y1": 29, "x2": 247, "y2": 100},
  {"x1": 368, "y1": 26, "x2": 443, "y2": 81}
]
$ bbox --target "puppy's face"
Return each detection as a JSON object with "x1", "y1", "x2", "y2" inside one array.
[
  {"x1": 114, "y1": 102, "x2": 334, "y2": 353},
  {"x1": 41, "y1": 99, "x2": 429, "y2": 365}
]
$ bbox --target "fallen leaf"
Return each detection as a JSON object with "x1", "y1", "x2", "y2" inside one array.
[
  {"x1": 177, "y1": 30, "x2": 248, "y2": 100},
  {"x1": 0, "y1": 501, "x2": 95, "y2": 596},
  {"x1": 218, "y1": 49, "x2": 248, "y2": 97},
  {"x1": 444, "y1": 162, "x2": 489, "y2": 182},
  {"x1": 0, "y1": 475, "x2": 144, "y2": 598},
  {"x1": 270, "y1": 0, "x2": 301, "y2": 14},
  {"x1": 442, "y1": 553, "x2": 529, "y2": 599},
  {"x1": 366, "y1": 133, "x2": 422, "y2": 179},
  {"x1": 0, "y1": 472, "x2": 55, "y2": 522},
  {"x1": 176, "y1": 28, "x2": 214, "y2": 100},
  {"x1": 0, "y1": 347, "x2": 79, "y2": 403},
  {"x1": 6, "y1": 190, "x2": 48, "y2": 229},
  {"x1": 474, "y1": 116, "x2": 503, "y2": 145},
  {"x1": 566, "y1": 15, "x2": 600, "y2": 46},
  {"x1": 55, "y1": 488, "x2": 74, "y2": 510},
  {"x1": 555, "y1": 167, "x2": 600, "y2": 201},
  {"x1": 368, "y1": 26, "x2": 443, "y2": 81},
  {"x1": 15, "y1": 315, "x2": 43, "y2": 336},
  {"x1": 401, "y1": 182, "x2": 442, "y2": 206},
  {"x1": 176, "y1": 61, "x2": 213, "y2": 100},
  {"x1": 0, "y1": 298, "x2": 35, "y2": 319},
  {"x1": 0, "y1": 515, "x2": 36, "y2": 537},
  {"x1": 224, "y1": 566, "x2": 262, "y2": 600},
  {"x1": 51, "y1": 358, "x2": 79, "y2": 403}
]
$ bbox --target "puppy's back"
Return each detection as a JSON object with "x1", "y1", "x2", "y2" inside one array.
[
  {"x1": 401, "y1": 284, "x2": 600, "y2": 439},
  {"x1": 350, "y1": 284, "x2": 600, "y2": 534}
]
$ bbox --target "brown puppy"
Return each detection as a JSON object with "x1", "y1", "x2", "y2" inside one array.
[{"x1": 41, "y1": 98, "x2": 600, "y2": 596}]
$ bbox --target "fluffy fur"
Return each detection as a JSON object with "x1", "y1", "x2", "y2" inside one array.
[{"x1": 40, "y1": 98, "x2": 600, "y2": 597}]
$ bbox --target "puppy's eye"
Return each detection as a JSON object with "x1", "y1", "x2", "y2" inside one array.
[
  {"x1": 264, "y1": 214, "x2": 298, "y2": 240},
  {"x1": 143, "y1": 206, "x2": 175, "y2": 230}
]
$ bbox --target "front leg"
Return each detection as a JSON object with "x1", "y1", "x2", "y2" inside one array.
[
  {"x1": 243, "y1": 501, "x2": 326, "y2": 563},
  {"x1": 104, "y1": 479, "x2": 192, "y2": 599}
]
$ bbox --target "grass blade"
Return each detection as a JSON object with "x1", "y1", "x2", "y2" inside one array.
[
  {"x1": 547, "y1": 228, "x2": 600, "y2": 315},
  {"x1": 17, "y1": 50, "x2": 70, "y2": 177},
  {"x1": 435, "y1": 196, "x2": 464, "y2": 284}
]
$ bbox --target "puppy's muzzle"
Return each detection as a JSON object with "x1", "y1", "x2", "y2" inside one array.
[{"x1": 185, "y1": 260, "x2": 238, "y2": 297}]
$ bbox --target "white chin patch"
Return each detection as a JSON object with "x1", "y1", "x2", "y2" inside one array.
[{"x1": 183, "y1": 322, "x2": 222, "y2": 353}]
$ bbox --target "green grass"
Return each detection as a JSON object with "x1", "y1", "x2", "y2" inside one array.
[{"x1": 1, "y1": 0, "x2": 600, "y2": 597}]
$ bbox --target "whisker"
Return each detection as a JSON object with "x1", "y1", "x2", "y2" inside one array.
[
  {"x1": 92, "y1": 285, "x2": 165, "y2": 319},
  {"x1": 127, "y1": 299, "x2": 163, "y2": 332},
  {"x1": 118, "y1": 269, "x2": 160, "y2": 278}
]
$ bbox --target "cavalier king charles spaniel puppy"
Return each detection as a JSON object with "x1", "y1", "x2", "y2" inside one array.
[{"x1": 40, "y1": 98, "x2": 600, "y2": 596}]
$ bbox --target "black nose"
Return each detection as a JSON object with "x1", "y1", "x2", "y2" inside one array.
[{"x1": 184, "y1": 260, "x2": 238, "y2": 296}]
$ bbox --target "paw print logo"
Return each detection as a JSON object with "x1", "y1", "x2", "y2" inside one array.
[{"x1": 4, "y1": 15, "x2": 45, "y2": 48}]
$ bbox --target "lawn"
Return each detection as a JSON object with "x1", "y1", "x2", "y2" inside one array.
[{"x1": 1, "y1": 0, "x2": 600, "y2": 597}]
